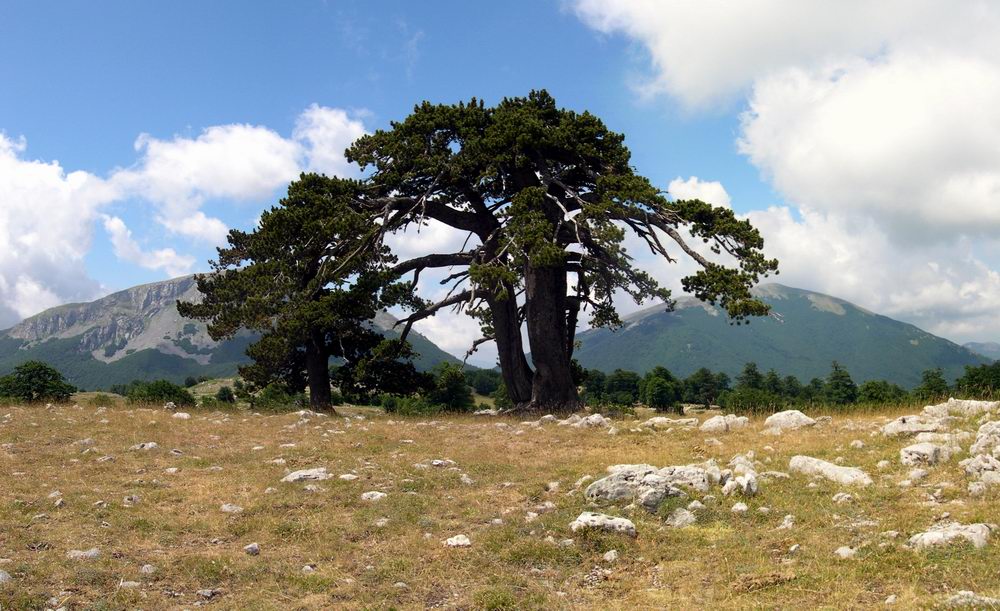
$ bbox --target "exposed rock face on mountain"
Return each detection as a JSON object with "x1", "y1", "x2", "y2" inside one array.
[
  {"x1": 964, "y1": 342, "x2": 1000, "y2": 361},
  {"x1": 573, "y1": 284, "x2": 988, "y2": 388},
  {"x1": 0, "y1": 276, "x2": 459, "y2": 390}
]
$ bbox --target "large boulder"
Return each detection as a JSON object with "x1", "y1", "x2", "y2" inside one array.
[
  {"x1": 763, "y1": 410, "x2": 816, "y2": 433},
  {"x1": 970, "y1": 421, "x2": 1000, "y2": 457},
  {"x1": 789, "y1": 455, "x2": 872, "y2": 486},
  {"x1": 900, "y1": 442, "x2": 954, "y2": 467},
  {"x1": 569, "y1": 512, "x2": 637, "y2": 537},
  {"x1": 700, "y1": 414, "x2": 749, "y2": 434},
  {"x1": 907, "y1": 521, "x2": 992, "y2": 550},
  {"x1": 923, "y1": 397, "x2": 999, "y2": 419},
  {"x1": 881, "y1": 415, "x2": 948, "y2": 437},
  {"x1": 641, "y1": 416, "x2": 699, "y2": 429}
]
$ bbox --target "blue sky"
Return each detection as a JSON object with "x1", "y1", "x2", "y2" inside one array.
[{"x1": 3, "y1": 1, "x2": 1000, "y2": 363}]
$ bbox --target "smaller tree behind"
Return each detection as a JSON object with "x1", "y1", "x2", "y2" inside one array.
[
  {"x1": 0, "y1": 361, "x2": 75, "y2": 402},
  {"x1": 427, "y1": 363, "x2": 475, "y2": 412},
  {"x1": 912, "y1": 368, "x2": 949, "y2": 401},
  {"x1": 824, "y1": 361, "x2": 858, "y2": 405}
]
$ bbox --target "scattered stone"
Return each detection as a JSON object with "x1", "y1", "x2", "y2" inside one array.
[
  {"x1": 881, "y1": 415, "x2": 946, "y2": 437},
  {"x1": 687, "y1": 500, "x2": 705, "y2": 511},
  {"x1": 66, "y1": 548, "x2": 100, "y2": 560},
  {"x1": 302, "y1": 564, "x2": 317, "y2": 574},
  {"x1": 942, "y1": 590, "x2": 1000, "y2": 608},
  {"x1": 665, "y1": 508, "x2": 697, "y2": 528},
  {"x1": 877, "y1": 460, "x2": 891, "y2": 470},
  {"x1": 243, "y1": 542, "x2": 259, "y2": 556},
  {"x1": 789, "y1": 455, "x2": 872, "y2": 486},
  {"x1": 907, "y1": 521, "x2": 992, "y2": 550},
  {"x1": 444, "y1": 534, "x2": 472, "y2": 547},
  {"x1": 731, "y1": 502, "x2": 748, "y2": 514},
  {"x1": 140, "y1": 564, "x2": 156, "y2": 574},
  {"x1": 923, "y1": 397, "x2": 998, "y2": 419},
  {"x1": 900, "y1": 442, "x2": 952, "y2": 466},
  {"x1": 0, "y1": 569, "x2": 11, "y2": 583},
  {"x1": 361, "y1": 491, "x2": 387, "y2": 502},
  {"x1": 699, "y1": 414, "x2": 749, "y2": 433},
  {"x1": 777, "y1": 515, "x2": 795, "y2": 530},
  {"x1": 834, "y1": 546, "x2": 856, "y2": 559},
  {"x1": 220, "y1": 503, "x2": 243, "y2": 514},
  {"x1": 172, "y1": 412, "x2": 191, "y2": 420},
  {"x1": 849, "y1": 440, "x2": 865, "y2": 449},
  {"x1": 281, "y1": 467, "x2": 332, "y2": 482},
  {"x1": 569, "y1": 512, "x2": 637, "y2": 537},
  {"x1": 197, "y1": 588, "x2": 221, "y2": 599},
  {"x1": 970, "y1": 420, "x2": 1000, "y2": 457},
  {"x1": 120, "y1": 580, "x2": 141, "y2": 589},
  {"x1": 832, "y1": 492, "x2": 853, "y2": 504},
  {"x1": 602, "y1": 549, "x2": 619, "y2": 563},
  {"x1": 763, "y1": 410, "x2": 817, "y2": 434},
  {"x1": 129, "y1": 442, "x2": 158, "y2": 451},
  {"x1": 884, "y1": 594, "x2": 898, "y2": 605},
  {"x1": 338, "y1": 473, "x2": 358, "y2": 481},
  {"x1": 641, "y1": 416, "x2": 697, "y2": 429}
]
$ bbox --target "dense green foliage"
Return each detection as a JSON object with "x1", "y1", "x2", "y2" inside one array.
[
  {"x1": 0, "y1": 361, "x2": 75, "y2": 402},
  {"x1": 119, "y1": 380, "x2": 196, "y2": 406},
  {"x1": 178, "y1": 174, "x2": 426, "y2": 410},
  {"x1": 215, "y1": 386, "x2": 236, "y2": 403},
  {"x1": 465, "y1": 369, "x2": 502, "y2": 396},
  {"x1": 426, "y1": 363, "x2": 476, "y2": 412},
  {"x1": 955, "y1": 361, "x2": 1000, "y2": 398}
]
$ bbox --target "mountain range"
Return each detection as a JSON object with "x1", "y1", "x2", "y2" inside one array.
[
  {"x1": 573, "y1": 284, "x2": 989, "y2": 389},
  {"x1": 0, "y1": 278, "x2": 991, "y2": 391},
  {"x1": 0, "y1": 276, "x2": 459, "y2": 390}
]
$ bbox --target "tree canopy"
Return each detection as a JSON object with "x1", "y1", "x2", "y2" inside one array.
[
  {"x1": 182, "y1": 91, "x2": 777, "y2": 412},
  {"x1": 340, "y1": 91, "x2": 777, "y2": 411},
  {"x1": 178, "y1": 174, "x2": 423, "y2": 411}
]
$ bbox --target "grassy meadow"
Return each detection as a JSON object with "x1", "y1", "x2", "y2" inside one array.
[{"x1": 0, "y1": 398, "x2": 998, "y2": 609}]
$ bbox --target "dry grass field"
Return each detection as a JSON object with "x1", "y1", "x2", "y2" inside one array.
[{"x1": 1, "y1": 399, "x2": 999, "y2": 609}]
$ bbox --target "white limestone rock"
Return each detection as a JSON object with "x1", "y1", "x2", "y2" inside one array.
[
  {"x1": 907, "y1": 521, "x2": 992, "y2": 550},
  {"x1": 900, "y1": 442, "x2": 953, "y2": 467},
  {"x1": 700, "y1": 414, "x2": 749, "y2": 434},
  {"x1": 763, "y1": 410, "x2": 816, "y2": 434},
  {"x1": 66, "y1": 548, "x2": 100, "y2": 560},
  {"x1": 665, "y1": 508, "x2": 697, "y2": 528},
  {"x1": 569, "y1": 512, "x2": 637, "y2": 537},
  {"x1": 881, "y1": 415, "x2": 947, "y2": 437},
  {"x1": 281, "y1": 467, "x2": 332, "y2": 483},
  {"x1": 970, "y1": 420, "x2": 1000, "y2": 457},
  {"x1": 361, "y1": 491, "x2": 387, "y2": 502},
  {"x1": 942, "y1": 591, "x2": 1000, "y2": 608},
  {"x1": 444, "y1": 534, "x2": 472, "y2": 547},
  {"x1": 923, "y1": 397, "x2": 998, "y2": 419},
  {"x1": 789, "y1": 455, "x2": 872, "y2": 486}
]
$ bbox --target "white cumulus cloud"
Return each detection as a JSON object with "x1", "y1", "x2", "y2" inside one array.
[{"x1": 102, "y1": 215, "x2": 196, "y2": 278}]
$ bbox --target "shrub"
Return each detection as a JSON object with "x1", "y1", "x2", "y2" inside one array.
[
  {"x1": 0, "y1": 361, "x2": 76, "y2": 402},
  {"x1": 250, "y1": 384, "x2": 305, "y2": 412},
  {"x1": 215, "y1": 386, "x2": 236, "y2": 403},
  {"x1": 427, "y1": 363, "x2": 475, "y2": 412},
  {"x1": 86, "y1": 393, "x2": 115, "y2": 408},
  {"x1": 719, "y1": 387, "x2": 783, "y2": 414},
  {"x1": 125, "y1": 380, "x2": 196, "y2": 406}
]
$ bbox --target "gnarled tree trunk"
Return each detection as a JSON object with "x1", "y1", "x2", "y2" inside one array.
[
  {"x1": 523, "y1": 264, "x2": 581, "y2": 412},
  {"x1": 305, "y1": 339, "x2": 335, "y2": 412},
  {"x1": 487, "y1": 285, "x2": 534, "y2": 406}
]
